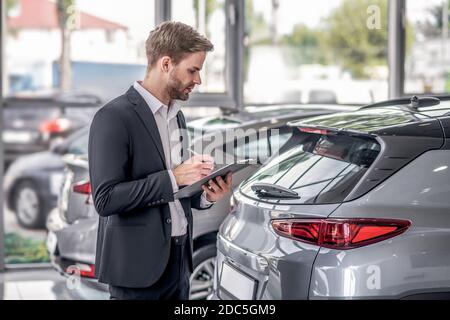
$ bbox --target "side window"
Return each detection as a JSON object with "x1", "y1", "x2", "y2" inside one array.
[{"x1": 227, "y1": 127, "x2": 293, "y2": 163}]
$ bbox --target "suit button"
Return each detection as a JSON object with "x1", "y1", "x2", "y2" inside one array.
[{"x1": 166, "y1": 218, "x2": 172, "y2": 224}]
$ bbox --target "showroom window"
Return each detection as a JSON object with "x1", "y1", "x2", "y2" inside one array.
[
  {"x1": 170, "y1": 0, "x2": 242, "y2": 107},
  {"x1": 5, "y1": 0, "x2": 155, "y2": 100},
  {"x1": 243, "y1": 0, "x2": 389, "y2": 105},
  {"x1": 172, "y1": 0, "x2": 227, "y2": 94},
  {"x1": 405, "y1": 0, "x2": 450, "y2": 94},
  {"x1": 2, "y1": 0, "x2": 155, "y2": 266}
]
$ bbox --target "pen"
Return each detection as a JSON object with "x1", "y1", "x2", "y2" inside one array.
[{"x1": 187, "y1": 148, "x2": 214, "y2": 166}]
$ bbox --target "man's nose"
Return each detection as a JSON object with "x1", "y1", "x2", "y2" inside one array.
[{"x1": 194, "y1": 73, "x2": 202, "y2": 85}]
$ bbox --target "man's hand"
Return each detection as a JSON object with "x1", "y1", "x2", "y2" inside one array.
[
  {"x1": 201, "y1": 173, "x2": 232, "y2": 203},
  {"x1": 173, "y1": 154, "x2": 214, "y2": 186}
]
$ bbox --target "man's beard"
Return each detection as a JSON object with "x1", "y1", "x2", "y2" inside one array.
[{"x1": 167, "y1": 72, "x2": 194, "y2": 101}]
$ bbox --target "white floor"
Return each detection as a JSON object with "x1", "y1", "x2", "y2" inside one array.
[{"x1": 0, "y1": 268, "x2": 109, "y2": 300}]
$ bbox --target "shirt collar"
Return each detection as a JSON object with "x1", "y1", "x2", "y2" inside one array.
[{"x1": 133, "y1": 81, "x2": 182, "y2": 120}]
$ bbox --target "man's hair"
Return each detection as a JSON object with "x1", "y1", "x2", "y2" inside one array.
[{"x1": 146, "y1": 21, "x2": 214, "y2": 67}]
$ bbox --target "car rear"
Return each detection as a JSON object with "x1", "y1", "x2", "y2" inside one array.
[
  {"x1": 47, "y1": 155, "x2": 103, "y2": 289},
  {"x1": 213, "y1": 102, "x2": 449, "y2": 300}
]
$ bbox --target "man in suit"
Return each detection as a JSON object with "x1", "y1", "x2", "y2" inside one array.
[{"x1": 88, "y1": 21, "x2": 232, "y2": 300}]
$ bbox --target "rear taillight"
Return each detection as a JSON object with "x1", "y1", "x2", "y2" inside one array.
[
  {"x1": 73, "y1": 181, "x2": 91, "y2": 195},
  {"x1": 66, "y1": 263, "x2": 95, "y2": 278},
  {"x1": 271, "y1": 218, "x2": 411, "y2": 249},
  {"x1": 40, "y1": 118, "x2": 71, "y2": 134},
  {"x1": 298, "y1": 127, "x2": 330, "y2": 135}
]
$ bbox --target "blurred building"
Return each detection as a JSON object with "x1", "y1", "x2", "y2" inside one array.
[{"x1": 6, "y1": 0, "x2": 137, "y2": 93}]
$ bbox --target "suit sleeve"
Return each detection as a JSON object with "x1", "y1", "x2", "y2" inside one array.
[
  {"x1": 88, "y1": 108, "x2": 174, "y2": 217},
  {"x1": 190, "y1": 191, "x2": 213, "y2": 210}
]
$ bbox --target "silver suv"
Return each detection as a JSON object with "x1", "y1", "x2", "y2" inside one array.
[{"x1": 212, "y1": 96, "x2": 450, "y2": 300}]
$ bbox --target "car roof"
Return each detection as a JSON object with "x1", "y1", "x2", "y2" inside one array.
[
  {"x1": 187, "y1": 104, "x2": 358, "y2": 132},
  {"x1": 289, "y1": 96, "x2": 450, "y2": 136}
]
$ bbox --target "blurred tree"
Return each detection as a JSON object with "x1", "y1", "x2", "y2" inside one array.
[
  {"x1": 281, "y1": 24, "x2": 329, "y2": 65},
  {"x1": 417, "y1": 1, "x2": 450, "y2": 38},
  {"x1": 5, "y1": 0, "x2": 17, "y2": 12},
  {"x1": 324, "y1": 0, "x2": 388, "y2": 78},
  {"x1": 193, "y1": 0, "x2": 220, "y2": 38},
  {"x1": 243, "y1": 0, "x2": 271, "y2": 82},
  {"x1": 270, "y1": 0, "x2": 280, "y2": 45},
  {"x1": 57, "y1": 0, "x2": 76, "y2": 92}
]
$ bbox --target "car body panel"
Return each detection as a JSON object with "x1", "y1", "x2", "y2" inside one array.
[
  {"x1": 216, "y1": 195, "x2": 341, "y2": 299},
  {"x1": 4, "y1": 127, "x2": 90, "y2": 227},
  {"x1": 4, "y1": 151, "x2": 64, "y2": 211},
  {"x1": 213, "y1": 99, "x2": 450, "y2": 300},
  {"x1": 310, "y1": 150, "x2": 450, "y2": 299}
]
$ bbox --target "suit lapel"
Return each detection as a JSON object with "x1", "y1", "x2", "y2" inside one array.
[
  {"x1": 176, "y1": 110, "x2": 190, "y2": 163},
  {"x1": 126, "y1": 86, "x2": 167, "y2": 167}
]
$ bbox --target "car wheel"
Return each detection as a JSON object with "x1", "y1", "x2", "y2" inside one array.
[
  {"x1": 189, "y1": 244, "x2": 216, "y2": 300},
  {"x1": 13, "y1": 180, "x2": 45, "y2": 229}
]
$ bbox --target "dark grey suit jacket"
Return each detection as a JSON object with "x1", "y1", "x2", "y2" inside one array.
[{"x1": 88, "y1": 86, "x2": 210, "y2": 288}]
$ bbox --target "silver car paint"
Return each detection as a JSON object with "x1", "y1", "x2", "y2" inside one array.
[
  {"x1": 213, "y1": 150, "x2": 450, "y2": 299},
  {"x1": 310, "y1": 150, "x2": 450, "y2": 299},
  {"x1": 215, "y1": 190, "x2": 340, "y2": 299}
]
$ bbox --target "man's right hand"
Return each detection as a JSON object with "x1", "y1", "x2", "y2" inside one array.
[{"x1": 173, "y1": 154, "x2": 214, "y2": 186}]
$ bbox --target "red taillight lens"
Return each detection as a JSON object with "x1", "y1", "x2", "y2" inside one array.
[
  {"x1": 73, "y1": 181, "x2": 91, "y2": 195},
  {"x1": 79, "y1": 264, "x2": 95, "y2": 278},
  {"x1": 66, "y1": 264, "x2": 95, "y2": 278},
  {"x1": 40, "y1": 118, "x2": 71, "y2": 134},
  {"x1": 298, "y1": 127, "x2": 331, "y2": 135},
  {"x1": 275, "y1": 220, "x2": 321, "y2": 244},
  {"x1": 271, "y1": 218, "x2": 411, "y2": 249}
]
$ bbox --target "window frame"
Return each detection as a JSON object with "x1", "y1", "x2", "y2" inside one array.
[{"x1": 156, "y1": 0, "x2": 244, "y2": 108}]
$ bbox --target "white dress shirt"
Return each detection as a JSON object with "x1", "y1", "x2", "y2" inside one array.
[{"x1": 133, "y1": 81, "x2": 212, "y2": 236}]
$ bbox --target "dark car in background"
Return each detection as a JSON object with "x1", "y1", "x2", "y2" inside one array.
[
  {"x1": 46, "y1": 103, "x2": 357, "y2": 299},
  {"x1": 3, "y1": 127, "x2": 89, "y2": 229},
  {"x1": 187, "y1": 104, "x2": 354, "y2": 141},
  {"x1": 2, "y1": 92, "x2": 100, "y2": 167}
]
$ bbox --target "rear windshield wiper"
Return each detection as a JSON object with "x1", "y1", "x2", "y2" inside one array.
[{"x1": 251, "y1": 183, "x2": 300, "y2": 199}]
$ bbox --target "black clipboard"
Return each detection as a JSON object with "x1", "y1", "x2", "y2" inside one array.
[{"x1": 174, "y1": 159, "x2": 255, "y2": 199}]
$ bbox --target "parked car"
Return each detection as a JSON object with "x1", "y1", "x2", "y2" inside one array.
[
  {"x1": 3, "y1": 127, "x2": 89, "y2": 229},
  {"x1": 46, "y1": 103, "x2": 356, "y2": 299},
  {"x1": 2, "y1": 92, "x2": 101, "y2": 167},
  {"x1": 212, "y1": 96, "x2": 450, "y2": 300},
  {"x1": 186, "y1": 104, "x2": 354, "y2": 141}
]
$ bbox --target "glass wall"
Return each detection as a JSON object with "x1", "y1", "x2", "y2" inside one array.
[
  {"x1": 3, "y1": 0, "x2": 154, "y2": 265},
  {"x1": 405, "y1": 0, "x2": 450, "y2": 94},
  {"x1": 171, "y1": 0, "x2": 227, "y2": 94},
  {"x1": 243, "y1": 0, "x2": 389, "y2": 105}
]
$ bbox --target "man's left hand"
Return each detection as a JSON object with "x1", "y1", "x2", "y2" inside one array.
[{"x1": 202, "y1": 173, "x2": 232, "y2": 203}]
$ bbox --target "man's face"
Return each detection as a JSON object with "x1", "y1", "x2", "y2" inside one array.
[{"x1": 167, "y1": 51, "x2": 206, "y2": 101}]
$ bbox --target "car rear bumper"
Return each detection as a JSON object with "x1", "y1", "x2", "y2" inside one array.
[{"x1": 213, "y1": 233, "x2": 319, "y2": 300}]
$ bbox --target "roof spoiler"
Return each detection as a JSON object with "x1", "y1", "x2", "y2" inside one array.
[
  {"x1": 287, "y1": 122, "x2": 376, "y2": 139},
  {"x1": 361, "y1": 95, "x2": 440, "y2": 110}
]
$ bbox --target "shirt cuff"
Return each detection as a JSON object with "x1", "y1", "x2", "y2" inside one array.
[
  {"x1": 200, "y1": 191, "x2": 214, "y2": 208},
  {"x1": 168, "y1": 170, "x2": 179, "y2": 193}
]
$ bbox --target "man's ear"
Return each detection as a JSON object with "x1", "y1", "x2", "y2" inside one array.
[{"x1": 160, "y1": 56, "x2": 172, "y2": 73}]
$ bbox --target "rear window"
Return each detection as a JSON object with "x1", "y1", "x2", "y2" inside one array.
[{"x1": 240, "y1": 131, "x2": 381, "y2": 204}]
